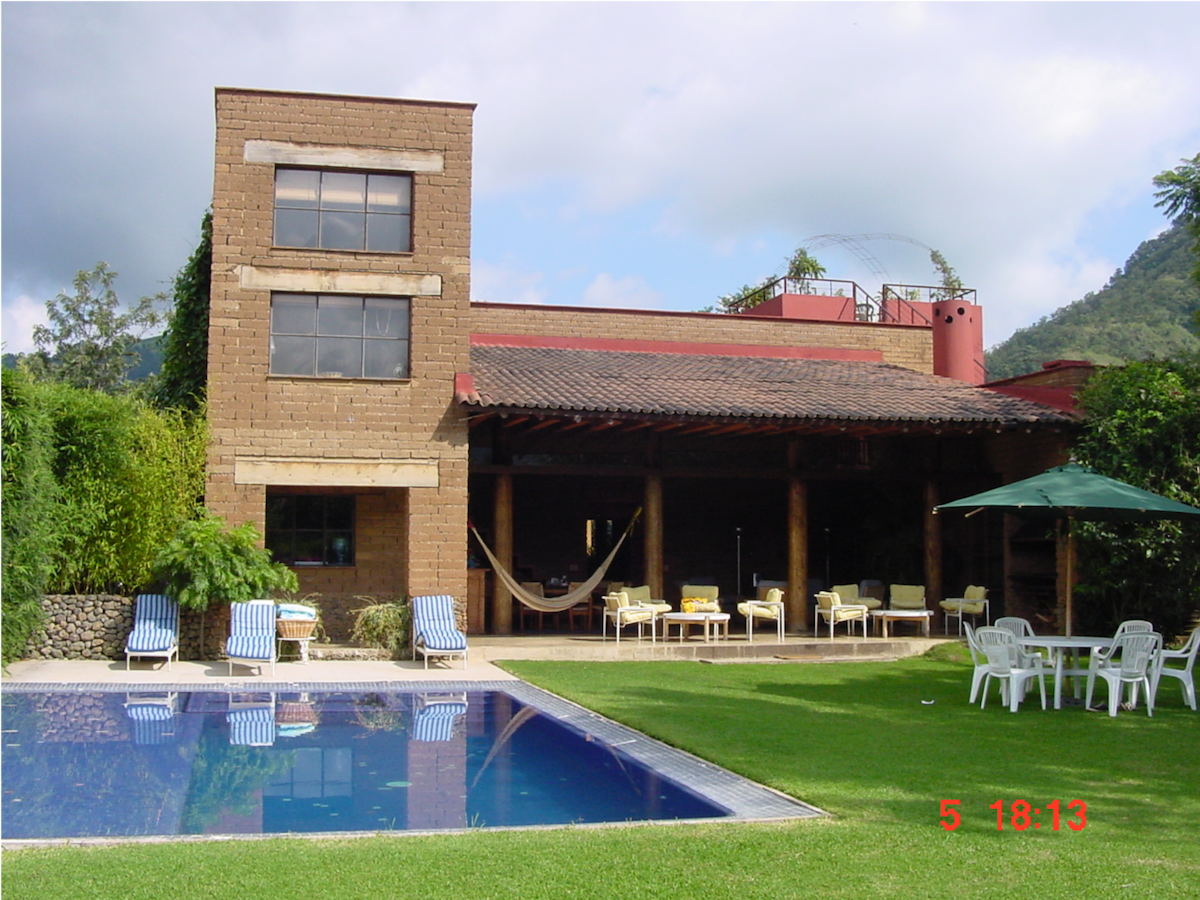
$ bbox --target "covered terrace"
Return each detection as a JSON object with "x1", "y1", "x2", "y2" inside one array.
[{"x1": 457, "y1": 342, "x2": 1075, "y2": 635}]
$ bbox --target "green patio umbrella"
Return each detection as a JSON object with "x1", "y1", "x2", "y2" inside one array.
[{"x1": 936, "y1": 463, "x2": 1200, "y2": 635}]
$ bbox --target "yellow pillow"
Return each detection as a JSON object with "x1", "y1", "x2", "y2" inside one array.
[{"x1": 682, "y1": 598, "x2": 719, "y2": 613}]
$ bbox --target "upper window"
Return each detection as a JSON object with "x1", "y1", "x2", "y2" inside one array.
[
  {"x1": 274, "y1": 168, "x2": 412, "y2": 253},
  {"x1": 270, "y1": 293, "x2": 410, "y2": 379}
]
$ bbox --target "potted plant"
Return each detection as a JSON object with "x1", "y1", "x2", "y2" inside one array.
[
  {"x1": 350, "y1": 595, "x2": 411, "y2": 659},
  {"x1": 152, "y1": 510, "x2": 298, "y2": 657}
]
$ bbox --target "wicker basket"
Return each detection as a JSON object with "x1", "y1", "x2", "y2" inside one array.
[{"x1": 276, "y1": 618, "x2": 316, "y2": 640}]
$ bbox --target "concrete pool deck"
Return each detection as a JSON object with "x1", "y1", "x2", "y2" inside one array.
[{"x1": 2, "y1": 633, "x2": 946, "y2": 687}]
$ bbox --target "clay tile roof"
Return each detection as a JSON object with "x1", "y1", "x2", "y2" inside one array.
[{"x1": 463, "y1": 345, "x2": 1073, "y2": 428}]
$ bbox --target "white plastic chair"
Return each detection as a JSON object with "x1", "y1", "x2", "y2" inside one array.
[
  {"x1": 602, "y1": 592, "x2": 657, "y2": 643},
  {"x1": 979, "y1": 642, "x2": 1047, "y2": 712},
  {"x1": 1112, "y1": 619, "x2": 1154, "y2": 639},
  {"x1": 1152, "y1": 627, "x2": 1199, "y2": 711},
  {"x1": 963, "y1": 622, "x2": 990, "y2": 704},
  {"x1": 1085, "y1": 631, "x2": 1163, "y2": 717}
]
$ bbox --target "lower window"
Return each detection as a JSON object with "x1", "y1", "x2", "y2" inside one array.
[{"x1": 266, "y1": 494, "x2": 355, "y2": 567}]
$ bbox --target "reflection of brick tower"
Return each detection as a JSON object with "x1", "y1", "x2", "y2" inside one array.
[
  {"x1": 931, "y1": 298, "x2": 985, "y2": 384},
  {"x1": 406, "y1": 697, "x2": 468, "y2": 829}
]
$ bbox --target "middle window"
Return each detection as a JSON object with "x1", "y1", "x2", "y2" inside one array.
[{"x1": 270, "y1": 294, "x2": 411, "y2": 379}]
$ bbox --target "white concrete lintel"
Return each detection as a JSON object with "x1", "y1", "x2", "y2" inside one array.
[
  {"x1": 238, "y1": 266, "x2": 441, "y2": 296},
  {"x1": 244, "y1": 140, "x2": 444, "y2": 173},
  {"x1": 235, "y1": 457, "x2": 439, "y2": 488}
]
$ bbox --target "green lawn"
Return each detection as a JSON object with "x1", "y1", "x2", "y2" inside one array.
[{"x1": 4, "y1": 646, "x2": 1199, "y2": 899}]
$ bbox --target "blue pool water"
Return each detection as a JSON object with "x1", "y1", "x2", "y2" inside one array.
[{"x1": 1, "y1": 689, "x2": 729, "y2": 839}]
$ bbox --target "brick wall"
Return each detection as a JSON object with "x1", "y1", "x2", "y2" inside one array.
[
  {"x1": 470, "y1": 302, "x2": 934, "y2": 373},
  {"x1": 207, "y1": 89, "x2": 474, "y2": 607}
]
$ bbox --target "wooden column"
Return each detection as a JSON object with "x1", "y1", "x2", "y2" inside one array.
[
  {"x1": 787, "y1": 476, "x2": 808, "y2": 633},
  {"x1": 644, "y1": 474, "x2": 664, "y2": 599},
  {"x1": 491, "y1": 473, "x2": 514, "y2": 634},
  {"x1": 924, "y1": 479, "x2": 943, "y2": 627}
]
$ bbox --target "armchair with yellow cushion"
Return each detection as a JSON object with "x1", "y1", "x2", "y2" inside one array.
[
  {"x1": 939, "y1": 585, "x2": 989, "y2": 634},
  {"x1": 832, "y1": 583, "x2": 882, "y2": 611},
  {"x1": 601, "y1": 591, "x2": 657, "y2": 643},
  {"x1": 623, "y1": 584, "x2": 672, "y2": 616},
  {"x1": 813, "y1": 590, "x2": 868, "y2": 640},
  {"x1": 679, "y1": 584, "x2": 721, "y2": 614},
  {"x1": 737, "y1": 587, "x2": 785, "y2": 642},
  {"x1": 889, "y1": 584, "x2": 927, "y2": 610}
]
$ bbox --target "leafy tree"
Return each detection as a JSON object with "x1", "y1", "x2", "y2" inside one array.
[
  {"x1": 154, "y1": 211, "x2": 212, "y2": 411},
  {"x1": 1071, "y1": 355, "x2": 1200, "y2": 638},
  {"x1": 1153, "y1": 152, "x2": 1200, "y2": 300},
  {"x1": 713, "y1": 246, "x2": 826, "y2": 314},
  {"x1": 29, "y1": 262, "x2": 165, "y2": 393}
]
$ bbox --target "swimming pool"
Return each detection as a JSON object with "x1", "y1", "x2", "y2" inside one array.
[{"x1": 1, "y1": 681, "x2": 820, "y2": 840}]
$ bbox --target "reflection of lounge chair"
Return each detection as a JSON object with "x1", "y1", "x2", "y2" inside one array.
[
  {"x1": 228, "y1": 692, "x2": 277, "y2": 746},
  {"x1": 125, "y1": 594, "x2": 180, "y2": 670},
  {"x1": 226, "y1": 599, "x2": 277, "y2": 675},
  {"x1": 411, "y1": 594, "x2": 468, "y2": 669},
  {"x1": 412, "y1": 692, "x2": 468, "y2": 742},
  {"x1": 124, "y1": 692, "x2": 178, "y2": 745}
]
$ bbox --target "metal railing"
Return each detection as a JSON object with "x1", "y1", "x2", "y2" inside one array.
[{"x1": 741, "y1": 277, "x2": 880, "y2": 322}]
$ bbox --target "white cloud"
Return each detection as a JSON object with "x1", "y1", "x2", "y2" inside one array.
[
  {"x1": 581, "y1": 273, "x2": 664, "y2": 311},
  {"x1": 470, "y1": 260, "x2": 548, "y2": 306},
  {"x1": 1, "y1": 295, "x2": 49, "y2": 355}
]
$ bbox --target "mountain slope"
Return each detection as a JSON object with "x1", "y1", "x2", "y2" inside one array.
[{"x1": 986, "y1": 222, "x2": 1200, "y2": 380}]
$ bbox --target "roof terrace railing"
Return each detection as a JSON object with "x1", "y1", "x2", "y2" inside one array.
[
  {"x1": 742, "y1": 276, "x2": 879, "y2": 322},
  {"x1": 880, "y1": 284, "x2": 977, "y2": 327}
]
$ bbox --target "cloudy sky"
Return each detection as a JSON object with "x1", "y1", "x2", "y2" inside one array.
[{"x1": 3, "y1": 2, "x2": 1199, "y2": 355}]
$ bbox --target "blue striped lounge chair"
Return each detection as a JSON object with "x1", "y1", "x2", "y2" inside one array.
[
  {"x1": 411, "y1": 594, "x2": 468, "y2": 669},
  {"x1": 125, "y1": 593, "x2": 180, "y2": 670},
  {"x1": 412, "y1": 694, "x2": 469, "y2": 742},
  {"x1": 225, "y1": 599, "x2": 277, "y2": 675},
  {"x1": 227, "y1": 693, "x2": 277, "y2": 746},
  {"x1": 124, "y1": 692, "x2": 178, "y2": 745}
]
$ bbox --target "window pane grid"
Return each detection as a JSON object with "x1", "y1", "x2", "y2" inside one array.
[
  {"x1": 271, "y1": 294, "x2": 410, "y2": 379},
  {"x1": 275, "y1": 167, "x2": 412, "y2": 253},
  {"x1": 265, "y1": 495, "x2": 355, "y2": 567}
]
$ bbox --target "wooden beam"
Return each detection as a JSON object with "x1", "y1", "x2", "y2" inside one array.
[
  {"x1": 645, "y1": 474, "x2": 664, "y2": 599},
  {"x1": 788, "y1": 477, "x2": 809, "y2": 633},
  {"x1": 492, "y1": 473, "x2": 514, "y2": 634}
]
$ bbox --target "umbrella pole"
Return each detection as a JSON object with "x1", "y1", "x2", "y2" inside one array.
[{"x1": 1065, "y1": 515, "x2": 1075, "y2": 637}]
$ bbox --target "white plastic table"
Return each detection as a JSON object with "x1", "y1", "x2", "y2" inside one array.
[
  {"x1": 1017, "y1": 635, "x2": 1114, "y2": 709},
  {"x1": 869, "y1": 609, "x2": 933, "y2": 638},
  {"x1": 742, "y1": 600, "x2": 785, "y2": 642},
  {"x1": 661, "y1": 612, "x2": 731, "y2": 643}
]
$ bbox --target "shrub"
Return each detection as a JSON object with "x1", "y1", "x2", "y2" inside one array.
[
  {"x1": 1, "y1": 370, "x2": 60, "y2": 663},
  {"x1": 46, "y1": 382, "x2": 206, "y2": 593},
  {"x1": 153, "y1": 511, "x2": 298, "y2": 611},
  {"x1": 351, "y1": 597, "x2": 411, "y2": 659}
]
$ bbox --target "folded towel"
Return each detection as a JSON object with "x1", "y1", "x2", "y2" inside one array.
[{"x1": 277, "y1": 603, "x2": 318, "y2": 620}]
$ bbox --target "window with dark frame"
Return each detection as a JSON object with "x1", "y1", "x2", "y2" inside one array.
[
  {"x1": 274, "y1": 168, "x2": 412, "y2": 253},
  {"x1": 270, "y1": 293, "x2": 410, "y2": 379},
  {"x1": 265, "y1": 494, "x2": 355, "y2": 567}
]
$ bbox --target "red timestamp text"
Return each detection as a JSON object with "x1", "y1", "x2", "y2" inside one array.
[{"x1": 939, "y1": 799, "x2": 1087, "y2": 831}]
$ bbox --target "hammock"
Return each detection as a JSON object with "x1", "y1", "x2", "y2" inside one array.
[{"x1": 469, "y1": 509, "x2": 642, "y2": 613}]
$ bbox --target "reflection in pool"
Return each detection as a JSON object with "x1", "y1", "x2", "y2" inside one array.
[{"x1": 1, "y1": 689, "x2": 730, "y2": 839}]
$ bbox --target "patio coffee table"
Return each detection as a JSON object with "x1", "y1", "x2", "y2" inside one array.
[
  {"x1": 869, "y1": 609, "x2": 933, "y2": 638},
  {"x1": 661, "y1": 612, "x2": 731, "y2": 643}
]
